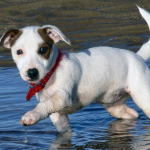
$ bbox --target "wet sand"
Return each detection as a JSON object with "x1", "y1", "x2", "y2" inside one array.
[{"x1": 0, "y1": 0, "x2": 149, "y2": 66}]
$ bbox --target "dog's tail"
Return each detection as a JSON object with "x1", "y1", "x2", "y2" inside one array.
[{"x1": 136, "y1": 6, "x2": 150, "y2": 61}]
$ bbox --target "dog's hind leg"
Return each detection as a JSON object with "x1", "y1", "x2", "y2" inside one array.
[
  {"x1": 103, "y1": 97, "x2": 139, "y2": 119},
  {"x1": 122, "y1": 63, "x2": 150, "y2": 119},
  {"x1": 126, "y1": 78, "x2": 150, "y2": 119},
  {"x1": 50, "y1": 112, "x2": 72, "y2": 133},
  {"x1": 103, "y1": 63, "x2": 150, "y2": 120}
]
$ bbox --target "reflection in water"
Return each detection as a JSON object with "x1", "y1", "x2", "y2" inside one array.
[
  {"x1": 132, "y1": 119, "x2": 150, "y2": 150},
  {"x1": 49, "y1": 118, "x2": 150, "y2": 149},
  {"x1": 50, "y1": 119, "x2": 137, "y2": 149},
  {"x1": 105, "y1": 119, "x2": 136, "y2": 149},
  {"x1": 50, "y1": 131, "x2": 72, "y2": 149}
]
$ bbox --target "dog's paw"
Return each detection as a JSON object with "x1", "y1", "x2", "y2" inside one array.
[{"x1": 19, "y1": 110, "x2": 40, "y2": 126}]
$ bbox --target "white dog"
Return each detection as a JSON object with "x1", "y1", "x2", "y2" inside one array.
[{"x1": 0, "y1": 6, "x2": 150, "y2": 132}]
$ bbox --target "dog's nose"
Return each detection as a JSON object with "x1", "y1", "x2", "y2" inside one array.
[{"x1": 27, "y1": 68, "x2": 39, "y2": 80}]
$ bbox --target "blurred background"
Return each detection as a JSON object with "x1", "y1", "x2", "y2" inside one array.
[{"x1": 0, "y1": 0, "x2": 150, "y2": 66}]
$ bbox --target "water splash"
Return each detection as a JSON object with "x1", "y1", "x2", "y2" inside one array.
[{"x1": 23, "y1": 126, "x2": 28, "y2": 143}]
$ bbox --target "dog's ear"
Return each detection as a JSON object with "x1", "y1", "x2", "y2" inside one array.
[
  {"x1": 42, "y1": 25, "x2": 71, "y2": 45},
  {"x1": 0, "y1": 29, "x2": 22, "y2": 48}
]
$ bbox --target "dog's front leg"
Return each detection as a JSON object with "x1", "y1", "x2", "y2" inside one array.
[
  {"x1": 19, "y1": 91, "x2": 71, "y2": 126},
  {"x1": 50, "y1": 113, "x2": 72, "y2": 132}
]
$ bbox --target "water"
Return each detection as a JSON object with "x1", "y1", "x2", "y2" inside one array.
[
  {"x1": 0, "y1": 68, "x2": 150, "y2": 149},
  {"x1": 0, "y1": 0, "x2": 150, "y2": 149},
  {"x1": 23, "y1": 126, "x2": 28, "y2": 143}
]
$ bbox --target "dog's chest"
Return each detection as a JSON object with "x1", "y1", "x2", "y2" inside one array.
[{"x1": 36, "y1": 88, "x2": 51, "y2": 102}]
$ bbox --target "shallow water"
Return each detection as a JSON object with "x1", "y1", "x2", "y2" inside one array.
[
  {"x1": 1, "y1": 0, "x2": 150, "y2": 149},
  {"x1": 0, "y1": 67, "x2": 150, "y2": 149}
]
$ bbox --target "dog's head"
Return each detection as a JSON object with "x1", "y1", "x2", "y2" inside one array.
[{"x1": 0, "y1": 25, "x2": 70, "y2": 83}]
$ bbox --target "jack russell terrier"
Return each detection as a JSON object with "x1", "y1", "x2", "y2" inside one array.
[{"x1": 0, "y1": 6, "x2": 150, "y2": 132}]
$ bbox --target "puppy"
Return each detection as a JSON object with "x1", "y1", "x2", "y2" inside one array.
[{"x1": 0, "y1": 6, "x2": 150, "y2": 132}]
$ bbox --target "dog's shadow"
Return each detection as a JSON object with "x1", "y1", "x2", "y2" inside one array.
[{"x1": 49, "y1": 119, "x2": 138, "y2": 149}]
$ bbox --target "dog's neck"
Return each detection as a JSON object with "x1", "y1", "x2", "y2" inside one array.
[{"x1": 26, "y1": 47, "x2": 65, "y2": 101}]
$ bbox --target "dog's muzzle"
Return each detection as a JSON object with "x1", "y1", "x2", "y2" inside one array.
[{"x1": 27, "y1": 68, "x2": 39, "y2": 80}]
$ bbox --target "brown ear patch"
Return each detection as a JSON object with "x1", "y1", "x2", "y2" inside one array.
[
  {"x1": 38, "y1": 28, "x2": 54, "y2": 59},
  {"x1": 0, "y1": 29, "x2": 22, "y2": 48}
]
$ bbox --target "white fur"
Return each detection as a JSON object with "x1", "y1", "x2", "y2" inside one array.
[{"x1": 1, "y1": 6, "x2": 150, "y2": 132}]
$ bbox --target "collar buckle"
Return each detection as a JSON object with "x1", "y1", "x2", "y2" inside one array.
[
  {"x1": 28, "y1": 82, "x2": 45, "y2": 89},
  {"x1": 28, "y1": 83, "x2": 38, "y2": 89}
]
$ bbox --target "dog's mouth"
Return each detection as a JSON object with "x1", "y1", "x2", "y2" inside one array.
[{"x1": 29, "y1": 78, "x2": 39, "y2": 82}]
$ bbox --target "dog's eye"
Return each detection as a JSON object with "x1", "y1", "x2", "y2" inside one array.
[
  {"x1": 17, "y1": 49, "x2": 23, "y2": 55},
  {"x1": 39, "y1": 47, "x2": 48, "y2": 54}
]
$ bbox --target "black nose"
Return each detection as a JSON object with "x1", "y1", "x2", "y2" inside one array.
[{"x1": 27, "y1": 68, "x2": 39, "y2": 80}]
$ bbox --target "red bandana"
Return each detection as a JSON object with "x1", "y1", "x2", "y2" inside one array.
[{"x1": 26, "y1": 50, "x2": 65, "y2": 101}]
